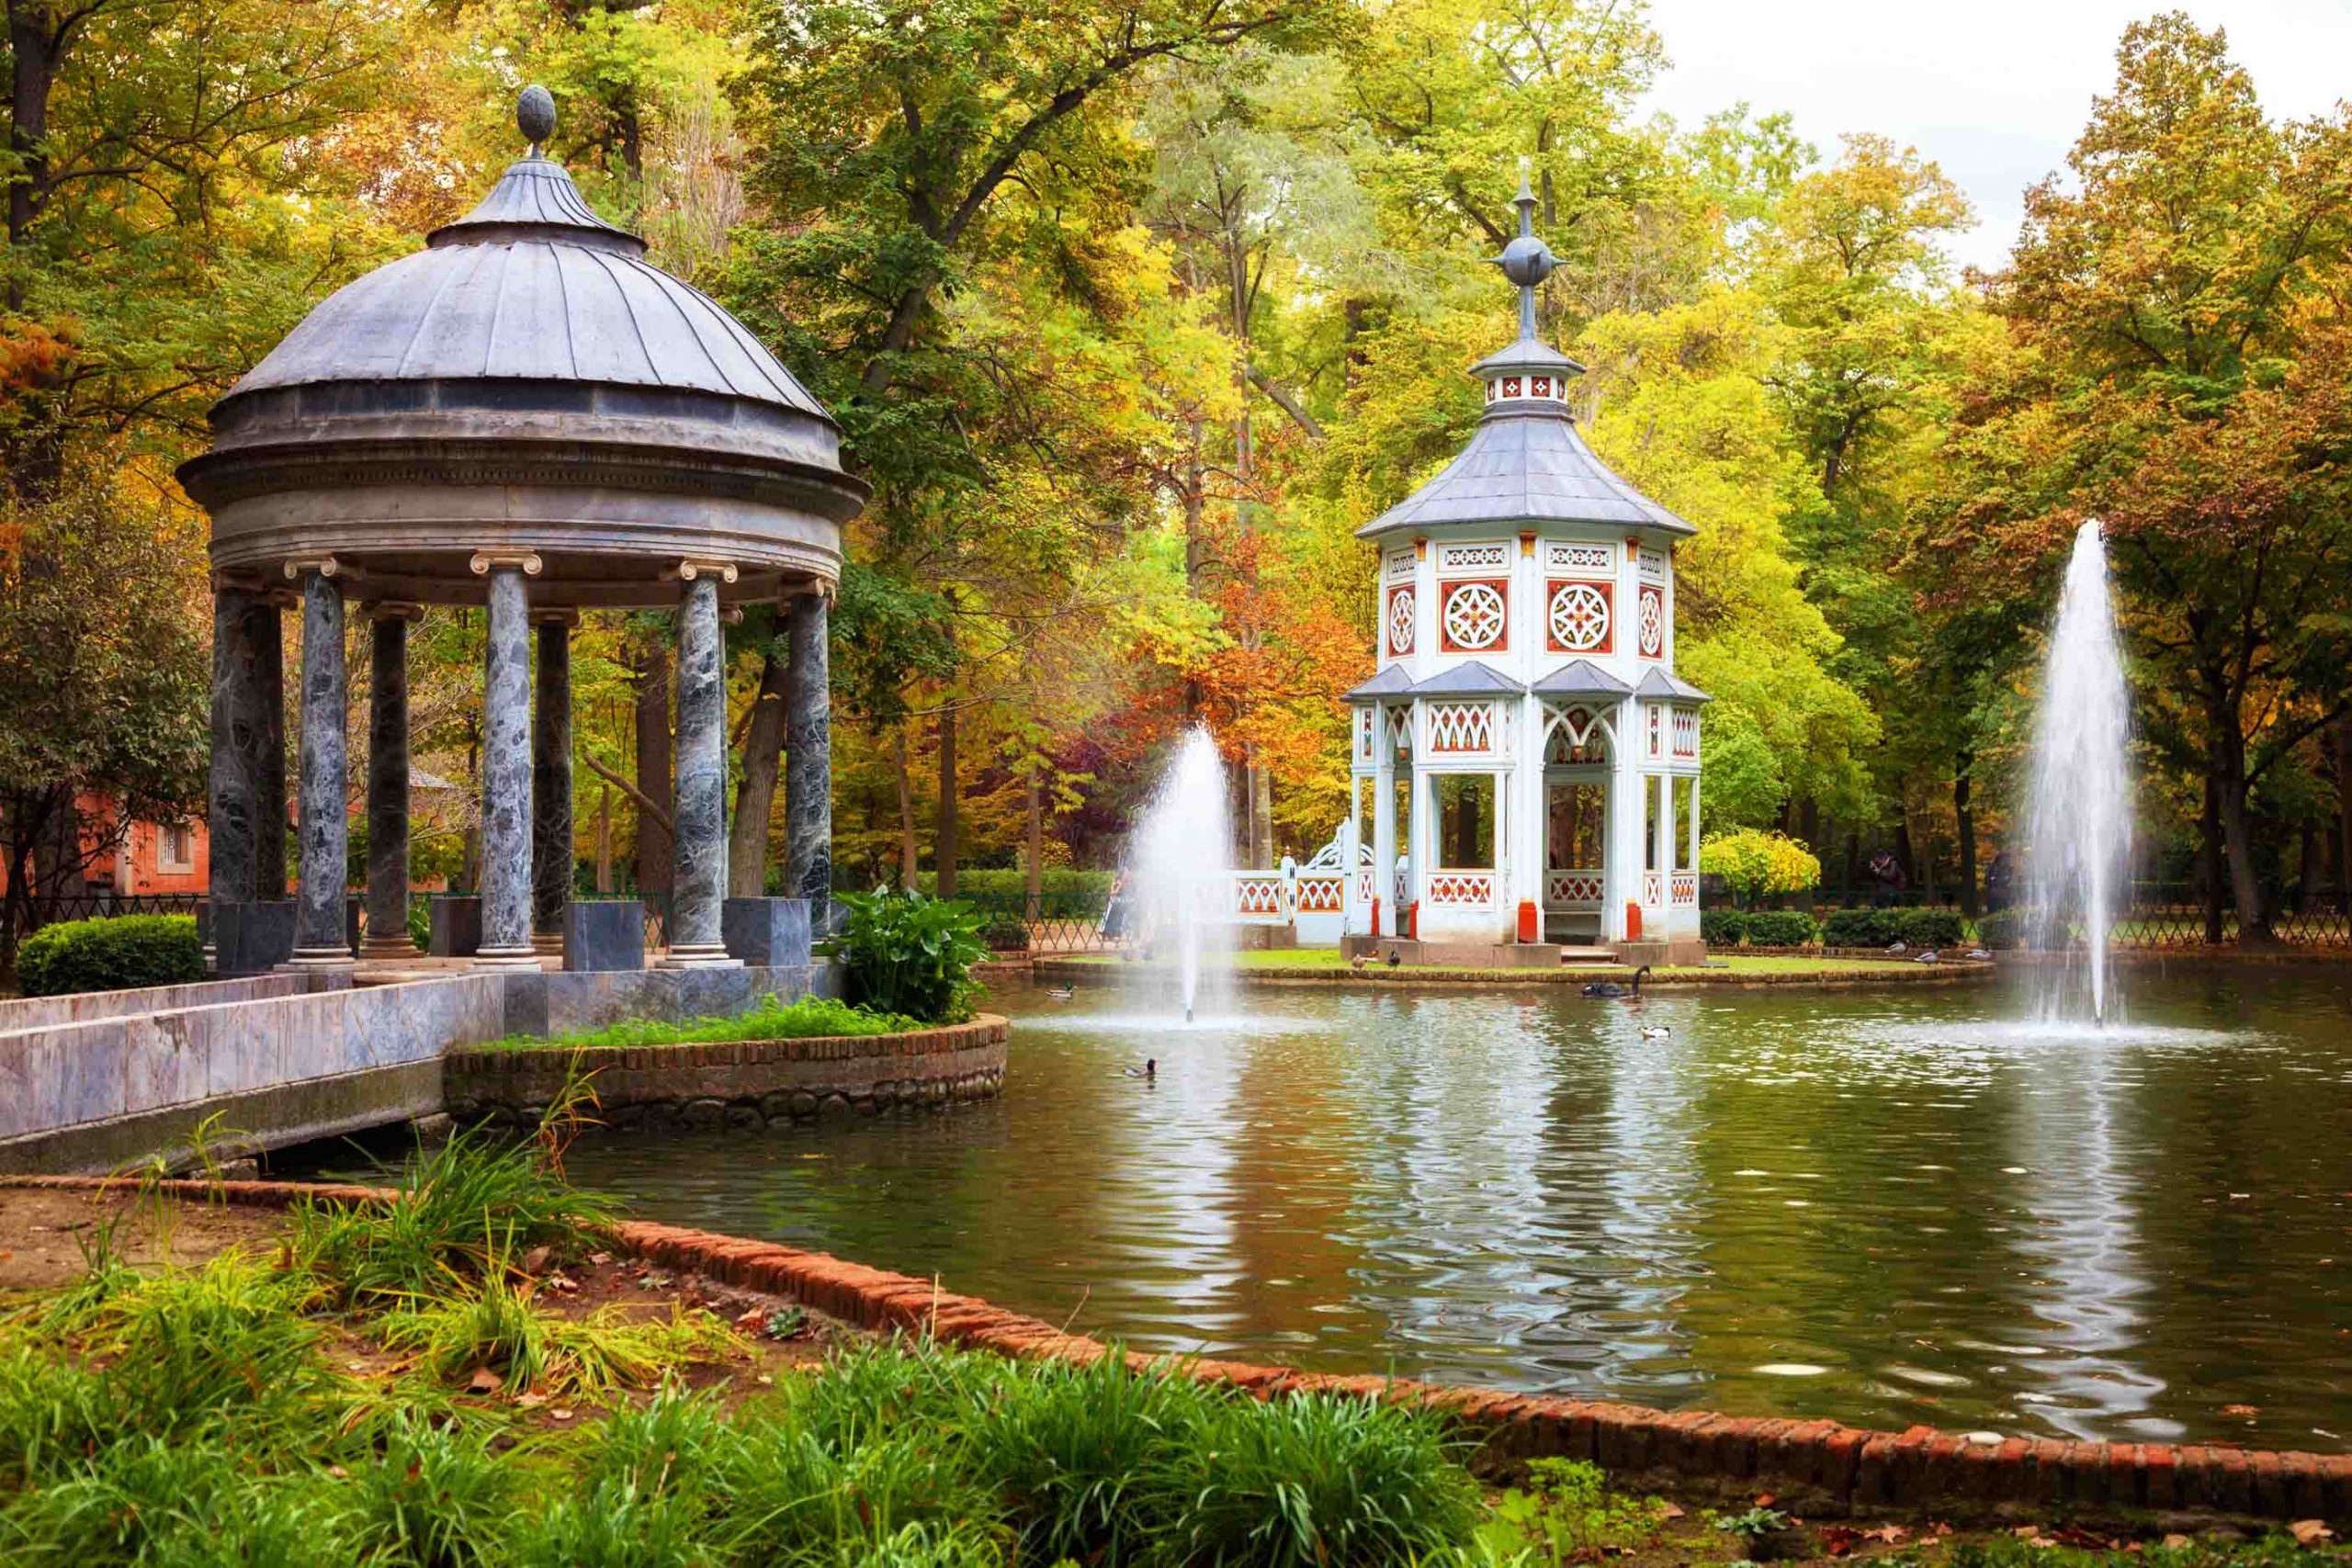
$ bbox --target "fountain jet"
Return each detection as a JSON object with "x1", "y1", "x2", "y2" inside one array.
[
  {"x1": 1126, "y1": 728, "x2": 1233, "y2": 1023},
  {"x1": 2026, "y1": 519, "x2": 2132, "y2": 1022}
]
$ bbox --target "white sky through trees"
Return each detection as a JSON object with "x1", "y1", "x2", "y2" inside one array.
[{"x1": 1637, "y1": 0, "x2": 2352, "y2": 274}]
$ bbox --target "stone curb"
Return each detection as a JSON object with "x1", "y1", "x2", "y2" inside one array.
[
  {"x1": 443, "y1": 1015, "x2": 1011, "y2": 1127},
  {"x1": 12, "y1": 1177, "x2": 2346, "y2": 1526}
]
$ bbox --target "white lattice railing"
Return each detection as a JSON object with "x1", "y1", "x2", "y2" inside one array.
[
  {"x1": 1545, "y1": 869, "x2": 1603, "y2": 906},
  {"x1": 1424, "y1": 872, "x2": 1496, "y2": 908},
  {"x1": 1233, "y1": 873, "x2": 1286, "y2": 919},
  {"x1": 1671, "y1": 872, "x2": 1698, "y2": 907},
  {"x1": 1294, "y1": 874, "x2": 1345, "y2": 915},
  {"x1": 1643, "y1": 871, "x2": 1665, "y2": 907}
]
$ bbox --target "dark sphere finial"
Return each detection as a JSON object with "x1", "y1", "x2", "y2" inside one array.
[{"x1": 517, "y1": 85, "x2": 556, "y2": 151}]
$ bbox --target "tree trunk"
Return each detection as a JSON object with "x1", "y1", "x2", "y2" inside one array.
[
  {"x1": 2335, "y1": 713, "x2": 2352, "y2": 915},
  {"x1": 2208, "y1": 705, "x2": 2270, "y2": 941},
  {"x1": 631, "y1": 628, "x2": 673, "y2": 895},
  {"x1": 935, "y1": 705, "x2": 958, "y2": 897},
  {"x1": 594, "y1": 785, "x2": 613, "y2": 894},
  {"x1": 1954, "y1": 755, "x2": 1979, "y2": 919},
  {"x1": 1250, "y1": 756, "x2": 1273, "y2": 868},
  {"x1": 1842, "y1": 831, "x2": 1860, "y2": 904},
  {"x1": 2199, "y1": 771, "x2": 2224, "y2": 944},
  {"x1": 1893, "y1": 818, "x2": 1916, "y2": 897},
  {"x1": 2296, "y1": 822, "x2": 2320, "y2": 917},
  {"x1": 893, "y1": 727, "x2": 920, "y2": 890},
  {"x1": 1024, "y1": 769, "x2": 1043, "y2": 925},
  {"x1": 1797, "y1": 797, "x2": 1820, "y2": 857},
  {"x1": 728, "y1": 650, "x2": 787, "y2": 896}
]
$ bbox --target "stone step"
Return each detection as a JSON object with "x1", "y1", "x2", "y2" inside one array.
[{"x1": 1556, "y1": 945, "x2": 1619, "y2": 966}]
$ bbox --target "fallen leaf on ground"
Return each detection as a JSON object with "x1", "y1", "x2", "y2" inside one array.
[
  {"x1": 514, "y1": 1392, "x2": 549, "y2": 1409},
  {"x1": 466, "y1": 1366, "x2": 500, "y2": 1393},
  {"x1": 2163, "y1": 1536, "x2": 2192, "y2": 1549},
  {"x1": 521, "y1": 1245, "x2": 553, "y2": 1275},
  {"x1": 1868, "y1": 1525, "x2": 1909, "y2": 1544},
  {"x1": 588, "y1": 1251, "x2": 612, "y2": 1265},
  {"x1": 2290, "y1": 1521, "x2": 2334, "y2": 1546},
  {"x1": 2222, "y1": 1404, "x2": 2260, "y2": 1417},
  {"x1": 550, "y1": 1408, "x2": 573, "y2": 1422},
  {"x1": 1658, "y1": 1502, "x2": 1684, "y2": 1519},
  {"x1": 1819, "y1": 1526, "x2": 1862, "y2": 1557}
]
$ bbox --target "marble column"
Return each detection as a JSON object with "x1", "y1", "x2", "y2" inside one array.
[
  {"x1": 532, "y1": 611, "x2": 576, "y2": 948},
  {"x1": 207, "y1": 582, "x2": 261, "y2": 919},
  {"x1": 360, "y1": 605, "x2": 420, "y2": 959},
  {"x1": 784, "y1": 588, "x2": 832, "y2": 931},
  {"x1": 663, "y1": 560, "x2": 738, "y2": 966},
  {"x1": 287, "y1": 561, "x2": 353, "y2": 970},
  {"x1": 472, "y1": 553, "x2": 540, "y2": 968},
  {"x1": 252, "y1": 594, "x2": 289, "y2": 899}
]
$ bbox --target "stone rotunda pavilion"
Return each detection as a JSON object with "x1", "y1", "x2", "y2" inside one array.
[{"x1": 179, "y1": 87, "x2": 867, "y2": 975}]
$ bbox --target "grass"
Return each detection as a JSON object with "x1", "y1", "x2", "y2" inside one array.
[{"x1": 476, "y1": 993, "x2": 926, "y2": 1053}]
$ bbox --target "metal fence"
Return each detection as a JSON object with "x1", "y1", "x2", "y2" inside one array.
[{"x1": 957, "y1": 891, "x2": 1118, "y2": 955}]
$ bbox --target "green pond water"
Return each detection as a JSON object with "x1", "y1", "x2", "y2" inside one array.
[{"x1": 561, "y1": 967, "x2": 2352, "y2": 1450}]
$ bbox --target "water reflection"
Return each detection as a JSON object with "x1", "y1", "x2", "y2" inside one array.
[{"x1": 561, "y1": 971, "x2": 2352, "y2": 1448}]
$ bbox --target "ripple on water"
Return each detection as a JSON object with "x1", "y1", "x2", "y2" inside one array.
[{"x1": 558, "y1": 971, "x2": 2352, "y2": 1449}]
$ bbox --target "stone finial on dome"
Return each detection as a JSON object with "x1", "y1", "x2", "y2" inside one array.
[{"x1": 517, "y1": 85, "x2": 556, "y2": 154}]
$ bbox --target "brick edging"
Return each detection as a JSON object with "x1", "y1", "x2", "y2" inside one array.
[{"x1": 11, "y1": 1177, "x2": 2346, "y2": 1525}]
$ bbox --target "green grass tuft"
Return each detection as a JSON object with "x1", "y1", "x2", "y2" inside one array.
[{"x1": 476, "y1": 993, "x2": 926, "y2": 1053}]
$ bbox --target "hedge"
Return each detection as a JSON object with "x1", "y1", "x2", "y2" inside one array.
[
  {"x1": 1820, "y1": 908, "x2": 1965, "y2": 950},
  {"x1": 1699, "y1": 908, "x2": 1747, "y2": 944},
  {"x1": 17, "y1": 914, "x2": 205, "y2": 996},
  {"x1": 1742, "y1": 909, "x2": 1819, "y2": 946}
]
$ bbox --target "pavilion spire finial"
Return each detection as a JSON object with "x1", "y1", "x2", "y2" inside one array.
[
  {"x1": 1492, "y1": 158, "x2": 1558, "y2": 342},
  {"x1": 517, "y1": 85, "x2": 556, "y2": 157}
]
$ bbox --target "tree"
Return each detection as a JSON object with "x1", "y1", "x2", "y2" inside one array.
[
  {"x1": 1951, "y1": 14, "x2": 2352, "y2": 939},
  {"x1": 0, "y1": 471, "x2": 207, "y2": 964}
]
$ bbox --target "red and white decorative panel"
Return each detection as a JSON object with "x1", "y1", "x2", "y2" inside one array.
[
  {"x1": 1386, "y1": 704, "x2": 1414, "y2": 759},
  {"x1": 1643, "y1": 871, "x2": 1665, "y2": 907},
  {"x1": 1355, "y1": 863, "x2": 1376, "y2": 908},
  {"x1": 1426, "y1": 872, "x2": 1497, "y2": 907},
  {"x1": 1635, "y1": 583, "x2": 1666, "y2": 660},
  {"x1": 1637, "y1": 547, "x2": 1668, "y2": 582},
  {"x1": 1671, "y1": 707, "x2": 1699, "y2": 760},
  {"x1": 1645, "y1": 704, "x2": 1664, "y2": 760},
  {"x1": 1385, "y1": 585, "x2": 1417, "y2": 657},
  {"x1": 1439, "y1": 580, "x2": 1508, "y2": 653},
  {"x1": 1233, "y1": 874, "x2": 1285, "y2": 918},
  {"x1": 1354, "y1": 705, "x2": 1377, "y2": 767},
  {"x1": 1545, "y1": 540, "x2": 1614, "y2": 575},
  {"x1": 1671, "y1": 873, "x2": 1698, "y2": 907},
  {"x1": 1545, "y1": 579, "x2": 1612, "y2": 654},
  {"x1": 1437, "y1": 541, "x2": 1510, "y2": 574},
  {"x1": 1295, "y1": 874, "x2": 1345, "y2": 915},
  {"x1": 1483, "y1": 374, "x2": 1569, "y2": 404},
  {"x1": 1425, "y1": 702, "x2": 1495, "y2": 754},
  {"x1": 1546, "y1": 870, "x2": 1603, "y2": 905}
]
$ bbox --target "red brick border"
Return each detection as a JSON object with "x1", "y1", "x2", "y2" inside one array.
[{"x1": 11, "y1": 1177, "x2": 2346, "y2": 1526}]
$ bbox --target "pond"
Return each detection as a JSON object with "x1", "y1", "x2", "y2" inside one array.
[{"x1": 561, "y1": 967, "x2": 2352, "y2": 1450}]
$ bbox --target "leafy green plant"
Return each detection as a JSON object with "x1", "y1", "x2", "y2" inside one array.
[
  {"x1": 1476, "y1": 1458, "x2": 1669, "y2": 1563},
  {"x1": 1978, "y1": 907, "x2": 2039, "y2": 949},
  {"x1": 16, "y1": 914, "x2": 202, "y2": 996},
  {"x1": 835, "y1": 888, "x2": 988, "y2": 1024},
  {"x1": 1822, "y1": 908, "x2": 1903, "y2": 947},
  {"x1": 1700, "y1": 908, "x2": 1747, "y2": 944},
  {"x1": 1898, "y1": 908, "x2": 1966, "y2": 948}
]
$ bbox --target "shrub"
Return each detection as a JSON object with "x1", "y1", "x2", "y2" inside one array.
[
  {"x1": 978, "y1": 908, "x2": 1031, "y2": 953},
  {"x1": 1698, "y1": 829, "x2": 1820, "y2": 905},
  {"x1": 17, "y1": 914, "x2": 203, "y2": 996},
  {"x1": 481, "y1": 995, "x2": 922, "y2": 1053},
  {"x1": 1820, "y1": 908, "x2": 1901, "y2": 948},
  {"x1": 1898, "y1": 908, "x2": 1965, "y2": 948},
  {"x1": 836, "y1": 888, "x2": 987, "y2": 1024},
  {"x1": 1742, "y1": 909, "x2": 1817, "y2": 947},
  {"x1": 1699, "y1": 908, "x2": 1747, "y2": 944},
  {"x1": 1977, "y1": 907, "x2": 2038, "y2": 949}
]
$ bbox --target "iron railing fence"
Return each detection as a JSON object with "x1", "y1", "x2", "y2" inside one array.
[{"x1": 954, "y1": 890, "x2": 1118, "y2": 955}]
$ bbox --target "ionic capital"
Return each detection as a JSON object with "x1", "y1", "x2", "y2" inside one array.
[
  {"x1": 283, "y1": 554, "x2": 352, "y2": 582},
  {"x1": 669, "y1": 558, "x2": 738, "y2": 585},
  {"x1": 469, "y1": 550, "x2": 544, "y2": 577},
  {"x1": 366, "y1": 601, "x2": 426, "y2": 623}
]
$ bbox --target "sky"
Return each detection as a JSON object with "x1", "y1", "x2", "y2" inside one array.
[{"x1": 1635, "y1": 0, "x2": 2352, "y2": 274}]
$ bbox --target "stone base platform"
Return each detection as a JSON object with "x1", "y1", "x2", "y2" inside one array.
[{"x1": 1342, "y1": 935, "x2": 1708, "y2": 968}]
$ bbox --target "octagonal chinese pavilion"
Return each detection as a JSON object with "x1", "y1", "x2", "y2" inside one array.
[{"x1": 1345, "y1": 173, "x2": 1707, "y2": 964}]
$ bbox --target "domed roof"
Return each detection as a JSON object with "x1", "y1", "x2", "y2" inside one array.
[
  {"x1": 180, "y1": 88, "x2": 865, "y2": 610},
  {"x1": 1356, "y1": 174, "x2": 1689, "y2": 542},
  {"x1": 224, "y1": 152, "x2": 827, "y2": 420}
]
